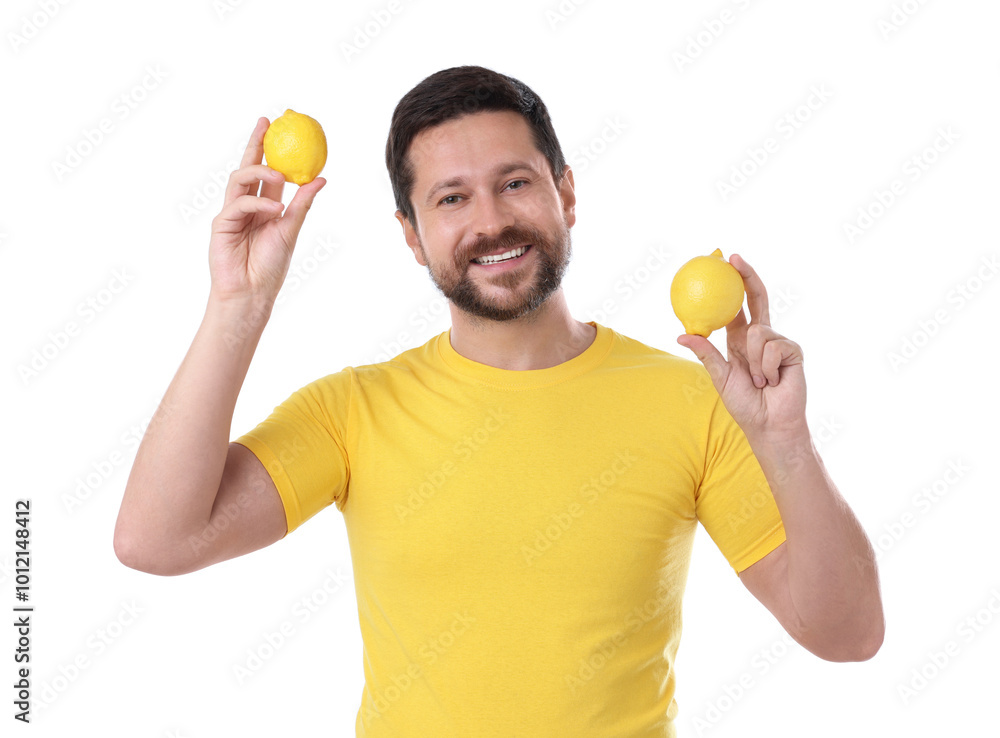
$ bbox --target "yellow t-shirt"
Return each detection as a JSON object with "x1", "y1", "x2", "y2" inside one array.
[{"x1": 235, "y1": 321, "x2": 785, "y2": 737}]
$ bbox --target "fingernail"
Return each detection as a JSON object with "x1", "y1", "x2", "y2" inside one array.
[{"x1": 753, "y1": 374, "x2": 765, "y2": 388}]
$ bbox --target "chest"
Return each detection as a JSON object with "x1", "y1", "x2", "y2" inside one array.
[{"x1": 342, "y1": 384, "x2": 703, "y2": 597}]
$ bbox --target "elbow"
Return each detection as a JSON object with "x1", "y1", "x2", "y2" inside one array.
[
  {"x1": 113, "y1": 518, "x2": 139, "y2": 570},
  {"x1": 802, "y1": 619, "x2": 885, "y2": 663},
  {"x1": 113, "y1": 528, "x2": 154, "y2": 574},
  {"x1": 113, "y1": 523, "x2": 189, "y2": 577},
  {"x1": 856, "y1": 619, "x2": 886, "y2": 661},
  {"x1": 853, "y1": 602, "x2": 886, "y2": 661},
  {"x1": 836, "y1": 629, "x2": 884, "y2": 663}
]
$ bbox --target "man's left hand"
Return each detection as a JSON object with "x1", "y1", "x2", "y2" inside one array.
[{"x1": 676, "y1": 253, "x2": 807, "y2": 438}]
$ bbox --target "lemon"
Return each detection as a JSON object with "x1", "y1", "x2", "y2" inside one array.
[
  {"x1": 670, "y1": 248, "x2": 745, "y2": 337},
  {"x1": 262, "y1": 109, "x2": 327, "y2": 186}
]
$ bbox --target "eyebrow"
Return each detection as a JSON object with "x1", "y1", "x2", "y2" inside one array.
[{"x1": 423, "y1": 161, "x2": 540, "y2": 206}]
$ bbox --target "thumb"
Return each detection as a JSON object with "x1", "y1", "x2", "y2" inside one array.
[
  {"x1": 677, "y1": 334, "x2": 729, "y2": 389},
  {"x1": 280, "y1": 176, "x2": 326, "y2": 242}
]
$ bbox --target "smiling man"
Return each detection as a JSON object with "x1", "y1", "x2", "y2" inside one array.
[
  {"x1": 115, "y1": 65, "x2": 884, "y2": 737},
  {"x1": 394, "y1": 102, "x2": 589, "y2": 367}
]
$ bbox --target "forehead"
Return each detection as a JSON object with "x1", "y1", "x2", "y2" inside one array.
[{"x1": 408, "y1": 110, "x2": 543, "y2": 186}]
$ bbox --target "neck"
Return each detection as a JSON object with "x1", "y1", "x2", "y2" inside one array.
[{"x1": 447, "y1": 290, "x2": 597, "y2": 370}]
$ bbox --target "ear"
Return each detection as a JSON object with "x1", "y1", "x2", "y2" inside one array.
[
  {"x1": 395, "y1": 210, "x2": 426, "y2": 266},
  {"x1": 558, "y1": 165, "x2": 576, "y2": 229}
]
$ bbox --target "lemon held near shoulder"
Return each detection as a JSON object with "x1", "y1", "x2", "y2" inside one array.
[
  {"x1": 670, "y1": 249, "x2": 745, "y2": 337},
  {"x1": 262, "y1": 109, "x2": 327, "y2": 186}
]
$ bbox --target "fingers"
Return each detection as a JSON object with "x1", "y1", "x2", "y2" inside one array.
[
  {"x1": 239, "y1": 117, "x2": 269, "y2": 170},
  {"x1": 727, "y1": 305, "x2": 748, "y2": 330},
  {"x1": 745, "y1": 324, "x2": 803, "y2": 387},
  {"x1": 676, "y1": 333, "x2": 730, "y2": 390},
  {"x1": 278, "y1": 177, "x2": 327, "y2": 243},
  {"x1": 730, "y1": 253, "x2": 770, "y2": 327},
  {"x1": 213, "y1": 194, "x2": 284, "y2": 233},
  {"x1": 762, "y1": 338, "x2": 804, "y2": 386},
  {"x1": 225, "y1": 118, "x2": 275, "y2": 203},
  {"x1": 746, "y1": 323, "x2": 771, "y2": 387},
  {"x1": 259, "y1": 172, "x2": 285, "y2": 204},
  {"x1": 225, "y1": 165, "x2": 284, "y2": 206}
]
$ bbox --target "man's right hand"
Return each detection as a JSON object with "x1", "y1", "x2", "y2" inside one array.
[{"x1": 208, "y1": 116, "x2": 326, "y2": 306}]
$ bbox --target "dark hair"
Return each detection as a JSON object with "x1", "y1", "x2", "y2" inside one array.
[{"x1": 385, "y1": 65, "x2": 567, "y2": 228}]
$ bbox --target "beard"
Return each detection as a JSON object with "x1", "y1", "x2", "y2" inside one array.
[{"x1": 417, "y1": 218, "x2": 572, "y2": 324}]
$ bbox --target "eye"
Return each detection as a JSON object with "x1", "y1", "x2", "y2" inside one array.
[
  {"x1": 440, "y1": 194, "x2": 461, "y2": 206},
  {"x1": 505, "y1": 179, "x2": 528, "y2": 191}
]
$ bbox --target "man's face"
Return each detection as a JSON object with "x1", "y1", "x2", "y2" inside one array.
[{"x1": 396, "y1": 110, "x2": 576, "y2": 323}]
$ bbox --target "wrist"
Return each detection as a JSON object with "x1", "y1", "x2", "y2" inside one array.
[
  {"x1": 745, "y1": 421, "x2": 819, "y2": 478},
  {"x1": 204, "y1": 290, "x2": 275, "y2": 349},
  {"x1": 744, "y1": 416, "x2": 810, "y2": 446},
  {"x1": 744, "y1": 418, "x2": 812, "y2": 458},
  {"x1": 207, "y1": 288, "x2": 275, "y2": 319}
]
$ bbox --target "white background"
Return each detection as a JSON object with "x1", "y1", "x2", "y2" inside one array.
[{"x1": 3, "y1": 0, "x2": 998, "y2": 736}]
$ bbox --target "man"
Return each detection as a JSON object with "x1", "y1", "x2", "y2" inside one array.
[{"x1": 115, "y1": 65, "x2": 884, "y2": 737}]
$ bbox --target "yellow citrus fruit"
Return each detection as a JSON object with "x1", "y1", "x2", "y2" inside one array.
[
  {"x1": 262, "y1": 109, "x2": 327, "y2": 186},
  {"x1": 670, "y1": 248, "x2": 745, "y2": 337}
]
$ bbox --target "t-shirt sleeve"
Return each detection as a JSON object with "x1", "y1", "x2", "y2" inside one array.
[
  {"x1": 695, "y1": 394, "x2": 786, "y2": 574},
  {"x1": 233, "y1": 369, "x2": 353, "y2": 536}
]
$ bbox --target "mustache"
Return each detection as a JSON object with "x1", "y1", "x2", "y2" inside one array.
[{"x1": 464, "y1": 225, "x2": 545, "y2": 263}]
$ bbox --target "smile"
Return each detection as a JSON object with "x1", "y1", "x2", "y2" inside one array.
[{"x1": 471, "y1": 245, "x2": 532, "y2": 266}]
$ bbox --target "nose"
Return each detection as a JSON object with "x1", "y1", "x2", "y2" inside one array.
[{"x1": 469, "y1": 190, "x2": 516, "y2": 240}]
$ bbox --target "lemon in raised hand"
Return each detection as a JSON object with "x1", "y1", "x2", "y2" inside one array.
[
  {"x1": 670, "y1": 248, "x2": 745, "y2": 337},
  {"x1": 262, "y1": 109, "x2": 327, "y2": 186}
]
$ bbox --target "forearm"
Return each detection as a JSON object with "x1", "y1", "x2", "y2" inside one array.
[
  {"x1": 747, "y1": 424, "x2": 885, "y2": 660},
  {"x1": 114, "y1": 293, "x2": 272, "y2": 565}
]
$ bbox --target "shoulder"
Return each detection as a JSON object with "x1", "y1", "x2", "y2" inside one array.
[
  {"x1": 603, "y1": 325, "x2": 715, "y2": 394},
  {"x1": 333, "y1": 330, "x2": 446, "y2": 388}
]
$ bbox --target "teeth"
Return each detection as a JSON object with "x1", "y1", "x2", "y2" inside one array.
[{"x1": 474, "y1": 245, "x2": 528, "y2": 264}]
